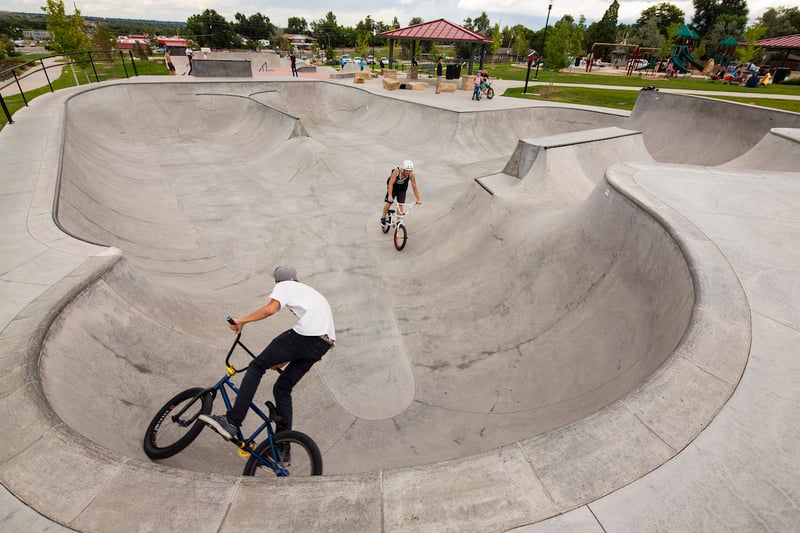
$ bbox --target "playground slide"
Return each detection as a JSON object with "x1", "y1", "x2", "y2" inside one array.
[
  {"x1": 670, "y1": 54, "x2": 689, "y2": 73},
  {"x1": 676, "y1": 45, "x2": 705, "y2": 71}
]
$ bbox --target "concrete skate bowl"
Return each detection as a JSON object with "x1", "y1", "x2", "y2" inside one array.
[
  {"x1": 625, "y1": 91, "x2": 800, "y2": 166},
  {"x1": 17, "y1": 80, "x2": 761, "y2": 529}
]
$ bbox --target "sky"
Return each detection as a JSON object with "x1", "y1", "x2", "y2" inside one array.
[{"x1": 3, "y1": 0, "x2": 779, "y2": 31}]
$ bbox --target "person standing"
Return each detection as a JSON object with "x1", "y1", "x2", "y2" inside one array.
[
  {"x1": 185, "y1": 47, "x2": 193, "y2": 76},
  {"x1": 435, "y1": 57, "x2": 444, "y2": 94},
  {"x1": 472, "y1": 71, "x2": 482, "y2": 100},
  {"x1": 164, "y1": 49, "x2": 176, "y2": 75},
  {"x1": 289, "y1": 51, "x2": 299, "y2": 77},
  {"x1": 199, "y1": 265, "x2": 336, "y2": 439}
]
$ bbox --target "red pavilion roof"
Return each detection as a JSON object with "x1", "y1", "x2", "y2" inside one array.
[
  {"x1": 756, "y1": 34, "x2": 800, "y2": 49},
  {"x1": 380, "y1": 18, "x2": 492, "y2": 43}
]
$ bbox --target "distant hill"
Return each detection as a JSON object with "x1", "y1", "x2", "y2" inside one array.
[{"x1": 0, "y1": 11, "x2": 185, "y2": 27}]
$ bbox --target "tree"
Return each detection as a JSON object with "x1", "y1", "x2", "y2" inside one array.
[
  {"x1": 42, "y1": 0, "x2": 89, "y2": 54},
  {"x1": 635, "y1": 16, "x2": 667, "y2": 53},
  {"x1": 90, "y1": 23, "x2": 116, "y2": 57},
  {"x1": 758, "y1": 6, "x2": 800, "y2": 38},
  {"x1": 510, "y1": 24, "x2": 533, "y2": 61},
  {"x1": 736, "y1": 23, "x2": 766, "y2": 64},
  {"x1": 186, "y1": 9, "x2": 236, "y2": 48},
  {"x1": 691, "y1": 0, "x2": 748, "y2": 38},
  {"x1": 703, "y1": 16, "x2": 743, "y2": 58},
  {"x1": 473, "y1": 12, "x2": 491, "y2": 34},
  {"x1": 636, "y1": 2, "x2": 685, "y2": 38},
  {"x1": 587, "y1": 0, "x2": 620, "y2": 56},
  {"x1": 311, "y1": 12, "x2": 341, "y2": 47},
  {"x1": 544, "y1": 16, "x2": 575, "y2": 85},
  {"x1": 287, "y1": 17, "x2": 308, "y2": 35},
  {"x1": 234, "y1": 13, "x2": 274, "y2": 41}
]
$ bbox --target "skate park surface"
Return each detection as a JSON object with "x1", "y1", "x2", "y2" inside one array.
[{"x1": 1, "y1": 72, "x2": 799, "y2": 532}]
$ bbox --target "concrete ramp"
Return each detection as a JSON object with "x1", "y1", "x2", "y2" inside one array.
[
  {"x1": 479, "y1": 126, "x2": 653, "y2": 206},
  {"x1": 722, "y1": 127, "x2": 800, "y2": 171},
  {"x1": 624, "y1": 91, "x2": 800, "y2": 165}
]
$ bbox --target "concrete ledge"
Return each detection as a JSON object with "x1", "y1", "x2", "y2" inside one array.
[
  {"x1": 438, "y1": 82, "x2": 457, "y2": 93},
  {"x1": 330, "y1": 72, "x2": 355, "y2": 80},
  {"x1": 383, "y1": 78, "x2": 400, "y2": 90},
  {"x1": 191, "y1": 59, "x2": 252, "y2": 78}
]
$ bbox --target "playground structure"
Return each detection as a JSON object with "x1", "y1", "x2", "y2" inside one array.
[
  {"x1": 584, "y1": 42, "x2": 661, "y2": 75},
  {"x1": 670, "y1": 44, "x2": 705, "y2": 73}
]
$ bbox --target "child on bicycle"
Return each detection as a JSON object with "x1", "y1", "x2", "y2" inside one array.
[
  {"x1": 199, "y1": 265, "x2": 335, "y2": 441},
  {"x1": 381, "y1": 160, "x2": 422, "y2": 226}
]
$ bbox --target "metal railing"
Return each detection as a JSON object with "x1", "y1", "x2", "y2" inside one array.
[{"x1": 0, "y1": 49, "x2": 139, "y2": 125}]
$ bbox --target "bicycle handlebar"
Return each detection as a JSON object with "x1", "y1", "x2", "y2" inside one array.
[{"x1": 223, "y1": 316, "x2": 282, "y2": 375}]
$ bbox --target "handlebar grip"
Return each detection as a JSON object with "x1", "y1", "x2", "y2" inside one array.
[{"x1": 226, "y1": 315, "x2": 236, "y2": 325}]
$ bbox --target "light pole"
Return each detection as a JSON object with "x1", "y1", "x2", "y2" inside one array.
[{"x1": 534, "y1": 1, "x2": 553, "y2": 81}]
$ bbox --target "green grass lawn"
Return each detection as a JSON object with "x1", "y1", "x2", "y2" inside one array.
[
  {"x1": 502, "y1": 85, "x2": 800, "y2": 113},
  {"x1": 1, "y1": 57, "x2": 167, "y2": 130},
  {"x1": 490, "y1": 63, "x2": 800, "y2": 113}
]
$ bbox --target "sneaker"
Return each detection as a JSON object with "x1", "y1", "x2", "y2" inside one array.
[
  {"x1": 277, "y1": 443, "x2": 291, "y2": 466},
  {"x1": 198, "y1": 414, "x2": 237, "y2": 441}
]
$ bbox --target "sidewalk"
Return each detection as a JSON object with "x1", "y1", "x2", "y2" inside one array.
[{"x1": 0, "y1": 56, "x2": 62, "y2": 98}]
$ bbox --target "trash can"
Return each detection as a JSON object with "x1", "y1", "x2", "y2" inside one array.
[
  {"x1": 773, "y1": 67, "x2": 790, "y2": 84},
  {"x1": 446, "y1": 64, "x2": 457, "y2": 79}
]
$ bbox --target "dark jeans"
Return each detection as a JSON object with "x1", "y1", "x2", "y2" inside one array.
[{"x1": 228, "y1": 329, "x2": 330, "y2": 431}]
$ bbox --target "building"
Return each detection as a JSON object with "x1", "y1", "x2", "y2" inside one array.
[{"x1": 116, "y1": 35, "x2": 151, "y2": 51}]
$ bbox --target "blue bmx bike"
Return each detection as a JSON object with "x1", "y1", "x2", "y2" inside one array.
[{"x1": 142, "y1": 318, "x2": 323, "y2": 477}]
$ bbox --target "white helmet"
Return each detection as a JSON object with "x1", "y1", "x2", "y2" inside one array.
[{"x1": 402, "y1": 160, "x2": 414, "y2": 171}]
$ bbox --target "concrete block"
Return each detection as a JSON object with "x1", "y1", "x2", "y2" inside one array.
[
  {"x1": 383, "y1": 78, "x2": 400, "y2": 91},
  {"x1": 408, "y1": 82, "x2": 428, "y2": 90},
  {"x1": 354, "y1": 71, "x2": 372, "y2": 82},
  {"x1": 461, "y1": 74, "x2": 476, "y2": 90},
  {"x1": 354, "y1": 77, "x2": 364, "y2": 84},
  {"x1": 382, "y1": 69, "x2": 398, "y2": 79},
  {"x1": 439, "y1": 82, "x2": 457, "y2": 92},
  {"x1": 191, "y1": 59, "x2": 252, "y2": 78}
]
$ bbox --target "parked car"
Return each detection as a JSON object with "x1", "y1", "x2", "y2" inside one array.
[
  {"x1": 366, "y1": 54, "x2": 375, "y2": 64},
  {"x1": 341, "y1": 54, "x2": 352, "y2": 63},
  {"x1": 380, "y1": 57, "x2": 389, "y2": 67},
  {"x1": 353, "y1": 56, "x2": 363, "y2": 66}
]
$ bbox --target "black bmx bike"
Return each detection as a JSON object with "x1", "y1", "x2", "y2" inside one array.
[{"x1": 142, "y1": 318, "x2": 323, "y2": 477}]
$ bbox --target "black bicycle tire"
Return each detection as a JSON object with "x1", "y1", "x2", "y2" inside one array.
[
  {"x1": 242, "y1": 430, "x2": 323, "y2": 476},
  {"x1": 486, "y1": 87, "x2": 494, "y2": 99},
  {"x1": 143, "y1": 387, "x2": 213, "y2": 460},
  {"x1": 394, "y1": 223, "x2": 408, "y2": 251}
]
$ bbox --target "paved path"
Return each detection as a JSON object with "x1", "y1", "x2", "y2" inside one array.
[
  {"x1": 1, "y1": 74, "x2": 798, "y2": 532},
  {"x1": 0, "y1": 56, "x2": 63, "y2": 98}
]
